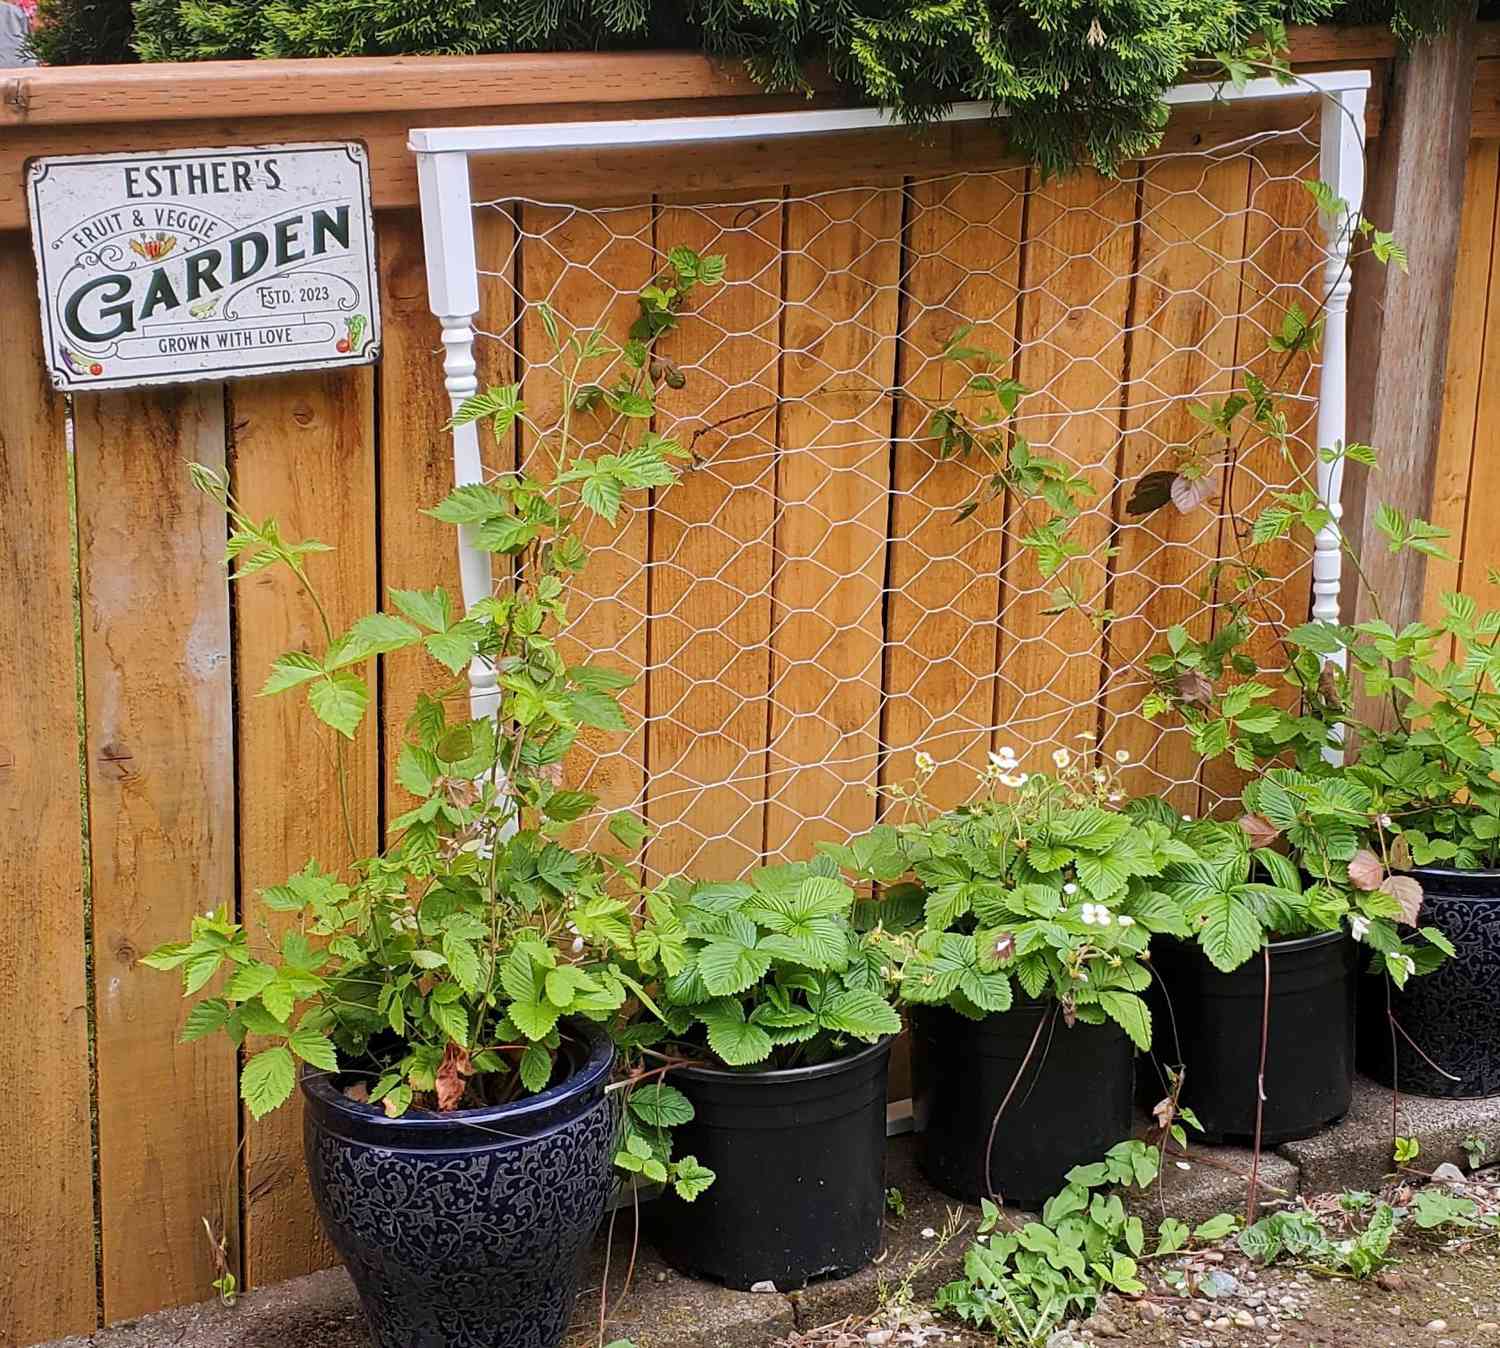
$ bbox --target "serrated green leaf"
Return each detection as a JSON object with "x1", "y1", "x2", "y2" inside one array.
[
  {"x1": 700, "y1": 999, "x2": 774, "y2": 1066},
  {"x1": 672, "y1": 1155, "x2": 716, "y2": 1201},
  {"x1": 260, "y1": 651, "x2": 323, "y2": 696},
  {"x1": 181, "y1": 998, "x2": 230, "y2": 1043},
  {"x1": 508, "y1": 997, "x2": 560, "y2": 1041},
  {"x1": 307, "y1": 672, "x2": 369, "y2": 740},
  {"x1": 628, "y1": 1083, "x2": 694, "y2": 1127},
  {"x1": 224, "y1": 961, "x2": 277, "y2": 1003},
  {"x1": 241, "y1": 1045, "x2": 295, "y2": 1119},
  {"x1": 388, "y1": 585, "x2": 451, "y2": 633},
  {"x1": 569, "y1": 690, "x2": 630, "y2": 732},
  {"x1": 289, "y1": 1024, "x2": 339, "y2": 1071},
  {"x1": 818, "y1": 988, "x2": 901, "y2": 1039},
  {"x1": 519, "y1": 1042, "x2": 553, "y2": 1093},
  {"x1": 443, "y1": 932, "x2": 482, "y2": 994},
  {"x1": 429, "y1": 997, "x2": 469, "y2": 1046},
  {"x1": 1098, "y1": 990, "x2": 1152, "y2": 1051},
  {"x1": 698, "y1": 939, "x2": 774, "y2": 996}
]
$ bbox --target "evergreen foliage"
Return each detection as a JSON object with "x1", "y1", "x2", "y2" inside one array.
[{"x1": 24, "y1": 0, "x2": 1474, "y2": 177}]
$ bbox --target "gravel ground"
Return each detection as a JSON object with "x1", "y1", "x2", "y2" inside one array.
[{"x1": 779, "y1": 1213, "x2": 1500, "y2": 1348}]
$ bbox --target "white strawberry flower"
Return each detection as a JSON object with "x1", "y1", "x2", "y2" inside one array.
[
  {"x1": 1081, "y1": 902, "x2": 1113, "y2": 926},
  {"x1": 1063, "y1": 882, "x2": 1079, "y2": 896},
  {"x1": 1350, "y1": 915, "x2": 1371, "y2": 942},
  {"x1": 914, "y1": 751, "x2": 936, "y2": 773},
  {"x1": 1052, "y1": 747, "x2": 1071, "y2": 769},
  {"x1": 1115, "y1": 749, "x2": 1131, "y2": 764}
]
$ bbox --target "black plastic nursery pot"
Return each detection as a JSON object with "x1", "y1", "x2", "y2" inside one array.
[
  {"x1": 302, "y1": 1022, "x2": 619, "y2": 1348},
  {"x1": 649, "y1": 1036, "x2": 893, "y2": 1291},
  {"x1": 1358, "y1": 866, "x2": 1500, "y2": 1099},
  {"x1": 1149, "y1": 931, "x2": 1357, "y2": 1144},
  {"x1": 911, "y1": 1001, "x2": 1133, "y2": 1207}
]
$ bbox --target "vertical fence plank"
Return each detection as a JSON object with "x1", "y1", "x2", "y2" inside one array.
[
  {"x1": 1102, "y1": 157, "x2": 1252, "y2": 804},
  {"x1": 881, "y1": 173, "x2": 1025, "y2": 808},
  {"x1": 647, "y1": 194, "x2": 783, "y2": 879},
  {"x1": 75, "y1": 384, "x2": 239, "y2": 1321},
  {"x1": 518, "y1": 202, "x2": 655, "y2": 855},
  {"x1": 230, "y1": 369, "x2": 378, "y2": 1288},
  {"x1": 763, "y1": 185, "x2": 902, "y2": 861},
  {"x1": 378, "y1": 206, "x2": 517, "y2": 810},
  {"x1": 1428, "y1": 142, "x2": 1500, "y2": 619},
  {"x1": 1454, "y1": 147, "x2": 1500, "y2": 603},
  {"x1": 996, "y1": 169, "x2": 1139, "y2": 760},
  {"x1": 0, "y1": 238, "x2": 96, "y2": 1347}
]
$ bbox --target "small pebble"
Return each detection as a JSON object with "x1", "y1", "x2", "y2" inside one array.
[
  {"x1": 1184, "y1": 1309, "x2": 1202, "y2": 1323},
  {"x1": 1377, "y1": 1272, "x2": 1407, "y2": 1292},
  {"x1": 1426, "y1": 1320, "x2": 1449, "y2": 1333},
  {"x1": 750, "y1": 1279, "x2": 777, "y2": 1294},
  {"x1": 1232, "y1": 1310, "x2": 1255, "y2": 1328}
]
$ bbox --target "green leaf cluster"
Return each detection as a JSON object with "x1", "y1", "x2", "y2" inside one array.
[
  {"x1": 827, "y1": 781, "x2": 1210, "y2": 1051},
  {"x1": 622, "y1": 862, "x2": 902, "y2": 1070},
  {"x1": 144, "y1": 261, "x2": 725, "y2": 1136},
  {"x1": 935, "y1": 1140, "x2": 1198, "y2": 1343}
]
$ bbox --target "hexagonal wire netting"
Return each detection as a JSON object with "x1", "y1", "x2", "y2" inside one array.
[{"x1": 465, "y1": 114, "x2": 1329, "y2": 882}]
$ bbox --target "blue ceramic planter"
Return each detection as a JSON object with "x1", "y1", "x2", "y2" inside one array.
[
  {"x1": 302, "y1": 1023, "x2": 618, "y2": 1348},
  {"x1": 1359, "y1": 866, "x2": 1500, "y2": 1099}
]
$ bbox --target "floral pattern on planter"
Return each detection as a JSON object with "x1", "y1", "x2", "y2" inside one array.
[
  {"x1": 1360, "y1": 869, "x2": 1500, "y2": 1099},
  {"x1": 303, "y1": 1033, "x2": 620, "y2": 1348}
]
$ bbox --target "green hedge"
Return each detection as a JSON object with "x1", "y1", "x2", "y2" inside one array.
[{"x1": 26, "y1": 0, "x2": 1470, "y2": 174}]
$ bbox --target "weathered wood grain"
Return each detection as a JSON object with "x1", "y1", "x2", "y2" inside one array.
[
  {"x1": 75, "y1": 383, "x2": 240, "y2": 1321},
  {"x1": 1345, "y1": 14, "x2": 1479, "y2": 728},
  {"x1": 229, "y1": 367, "x2": 377, "y2": 1288},
  {"x1": 997, "y1": 168, "x2": 1140, "y2": 765},
  {"x1": 880, "y1": 172, "x2": 1025, "y2": 809},
  {"x1": 517, "y1": 201, "x2": 655, "y2": 855},
  {"x1": 0, "y1": 235, "x2": 96, "y2": 1347},
  {"x1": 1102, "y1": 155, "x2": 1251, "y2": 807},
  {"x1": 762, "y1": 185, "x2": 902, "y2": 861},
  {"x1": 647, "y1": 194, "x2": 782, "y2": 879}
]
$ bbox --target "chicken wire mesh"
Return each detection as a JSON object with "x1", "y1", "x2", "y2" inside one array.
[{"x1": 463, "y1": 115, "x2": 1330, "y2": 881}]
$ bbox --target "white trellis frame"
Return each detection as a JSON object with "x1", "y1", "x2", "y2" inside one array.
[{"x1": 409, "y1": 70, "x2": 1368, "y2": 731}]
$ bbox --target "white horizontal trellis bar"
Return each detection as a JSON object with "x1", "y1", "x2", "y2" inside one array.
[{"x1": 411, "y1": 70, "x2": 1369, "y2": 729}]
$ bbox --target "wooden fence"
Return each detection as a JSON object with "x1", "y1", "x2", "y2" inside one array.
[{"x1": 2, "y1": 31, "x2": 1499, "y2": 1347}]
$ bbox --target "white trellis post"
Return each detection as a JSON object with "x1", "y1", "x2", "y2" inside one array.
[
  {"x1": 415, "y1": 148, "x2": 498, "y2": 723},
  {"x1": 1312, "y1": 79, "x2": 1369, "y2": 650}
]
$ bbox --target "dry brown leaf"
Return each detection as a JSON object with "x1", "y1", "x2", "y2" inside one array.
[
  {"x1": 435, "y1": 1042, "x2": 474, "y2": 1111},
  {"x1": 1171, "y1": 470, "x2": 1218, "y2": 515},
  {"x1": 1176, "y1": 669, "x2": 1214, "y2": 706},
  {"x1": 1238, "y1": 813, "x2": 1281, "y2": 848},
  {"x1": 1381, "y1": 874, "x2": 1424, "y2": 926},
  {"x1": 1347, "y1": 848, "x2": 1385, "y2": 892},
  {"x1": 990, "y1": 931, "x2": 1015, "y2": 962},
  {"x1": 342, "y1": 1081, "x2": 369, "y2": 1104},
  {"x1": 1318, "y1": 662, "x2": 1344, "y2": 710}
]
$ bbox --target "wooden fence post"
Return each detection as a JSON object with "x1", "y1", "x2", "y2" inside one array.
[{"x1": 1344, "y1": 10, "x2": 1479, "y2": 705}]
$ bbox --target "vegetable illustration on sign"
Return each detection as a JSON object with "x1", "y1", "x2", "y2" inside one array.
[{"x1": 27, "y1": 142, "x2": 381, "y2": 391}]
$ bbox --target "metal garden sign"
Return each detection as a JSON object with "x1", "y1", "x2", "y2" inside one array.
[{"x1": 27, "y1": 141, "x2": 381, "y2": 391}]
